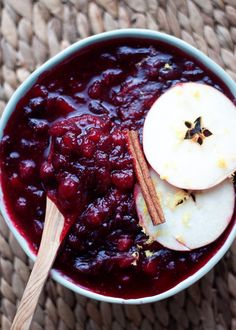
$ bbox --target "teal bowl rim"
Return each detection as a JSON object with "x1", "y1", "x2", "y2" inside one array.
[{"x1": 0, "y1": 29, "x2": 236, "y2": 304}]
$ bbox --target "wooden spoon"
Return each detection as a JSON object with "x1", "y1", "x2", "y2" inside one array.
[{"x1": 11, "y1": 197, "x2": 65, "y2": 330}]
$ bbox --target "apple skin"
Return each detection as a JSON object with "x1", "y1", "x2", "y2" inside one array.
[{"x1": 135, "y1": 169, "x2": 235, "y2": 251}]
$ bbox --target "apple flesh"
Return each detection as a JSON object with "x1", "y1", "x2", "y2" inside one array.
[
  {"x1": 143, "y1": 82, "x2": 236, "y2": 190},
  {"x1": 135, "y1": 169, "x2": 235, "y2": 251}
]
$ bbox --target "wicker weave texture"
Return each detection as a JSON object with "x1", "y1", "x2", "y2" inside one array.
[{"x1": 0, "y1": 0, "x2": 236, "y2": 329}]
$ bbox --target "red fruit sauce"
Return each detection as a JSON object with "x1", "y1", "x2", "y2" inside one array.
[{"x1": 1, "y1": 38, "x2": 235, "y2": 299}]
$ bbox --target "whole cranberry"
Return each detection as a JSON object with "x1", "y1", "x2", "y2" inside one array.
[
  {"x1": 102, "y1": 68, "x2": 123, "y2": 85},
  {"x1": 88, "y1": 128, "x2": 101, "y2": 143},
  {"x1": 62, "y1": 132, "x2": 77, "y2": 150},
  {"x1": 111, "y1": 130, "x2": 125, "y2": 146},
  {"x1": 111, "y1": 169, "x2": 134, "y2": 190},
  {"x1": 15, "y1": 197, "x2": 28, "y2": 214},
  {"x1": 117, "y1": 236, "x2": 133, "y2": 252},
  {"x1": 29, "y1": 97, "x2": 45, "y2": 112},
  {"x1": 95, "y1": 167, "x2": 111, "y2": 193},
  {"x1": 80, "y1": 138, "x2": 95, "y2": 158},
  {"x1": 98, "y1": 134, "x2": 112, "y2": 152},
  {"x1": 86, "y1": 210, "x2": 105, "y2": 227},
  {"x1": 142, "y1": 257, "x2": 159, "y2": 275},
  {"x1": 88, "y1": 100, "x2": 109, "y2": 115},
  {"x1": 19, "y1": 160, "x2": 36, "y2": 180},
  {"x1": 88, "y1": 80, "x2": 103, "y2": 99},
  {"x1": 52, "y1": 154, "x2": 68, "y2": 170},
  {"x1": 58, "y1": 176, "x2": 79, "y2": 199},
  {"x1": 28, "y1": 118, "x2": 49, "y2": 134},
  {"x1": 94, "y1": 151, "x2": 108, "y2": 166},
  {"x1": 116, "y1": 254, "x2": 135, "y2": 268},
  {"x1": 9, "y1": 173, "x2": 23, "y2": 189},
  {"x1": 40, "y1": 161, "x2": 54, "y2": 181},
  {"x1": 47, "y1": 96, "x2": 76, "y2": 116}
]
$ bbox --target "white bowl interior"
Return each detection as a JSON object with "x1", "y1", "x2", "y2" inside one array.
[{"x1": 0, "y1": 29, "x2": 236, "y2": 304}]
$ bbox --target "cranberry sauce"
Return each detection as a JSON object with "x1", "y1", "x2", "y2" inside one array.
[{"x1": 1, "y1": 39, "x2": 235, "y2": 299}]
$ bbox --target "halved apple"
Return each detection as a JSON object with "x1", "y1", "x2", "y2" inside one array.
[
  {"x1": 143, "y1": 82, "x2": 236, "y2": 190},
  {"x1": 135, "y1": 169, "x2": 235, "y2": 251}
]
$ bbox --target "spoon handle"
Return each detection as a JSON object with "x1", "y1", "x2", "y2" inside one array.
[{"x1": 11, "y1": 198, "x2": 64, "y2": 330}]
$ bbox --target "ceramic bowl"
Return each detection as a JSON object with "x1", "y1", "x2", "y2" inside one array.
[{"x1": 0, "y1": 29, "x2": 236, "y2": 304}]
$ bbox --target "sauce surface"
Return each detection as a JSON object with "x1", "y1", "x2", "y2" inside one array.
[{"x1": 1, "y1": 39, "x2": 235, "y2": 298}]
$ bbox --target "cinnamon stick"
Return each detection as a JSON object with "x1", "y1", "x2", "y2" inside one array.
[{"x1": 127, "y1": 130, "x2": 165, "y2": 226}]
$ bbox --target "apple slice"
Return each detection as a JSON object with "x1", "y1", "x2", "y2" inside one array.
[
  {"x1": 135, "y1": 169, "x2": 235, "y2": 251},
  {"x1": 143, "y1": 82, "x2": 236, "y2": 190}
]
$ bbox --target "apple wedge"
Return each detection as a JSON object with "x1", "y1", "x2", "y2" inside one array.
[
  {"x1": 135, "y1": 169, "x2": 235, "y2": 251},
  {"x1": 143, "y1": 82, "x2": 236, "y2": 190}
]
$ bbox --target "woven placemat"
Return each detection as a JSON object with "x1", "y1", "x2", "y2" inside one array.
[{"x1": 0, "y1": 0, "x2": 236, "y2": 329}]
